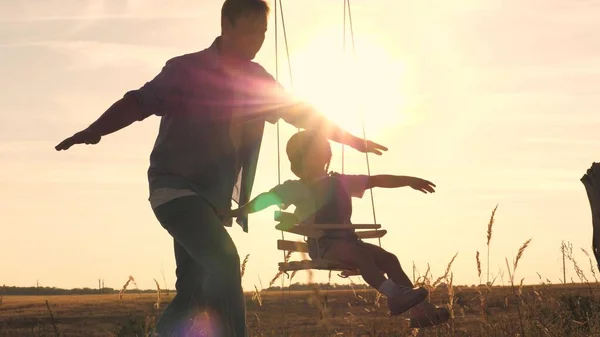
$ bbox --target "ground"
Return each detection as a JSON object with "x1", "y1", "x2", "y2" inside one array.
[{"x1": 1, "y1": 282, "x2": 600, "y2": 336}]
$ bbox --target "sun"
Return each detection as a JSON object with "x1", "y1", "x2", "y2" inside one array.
[{"x1": 284, "y1": 27, "x2": 410, "y2": 137}]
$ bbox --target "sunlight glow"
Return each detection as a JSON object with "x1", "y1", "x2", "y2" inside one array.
[{"x1": 286, "y1": 27, "x2": 410, "y2": 136}]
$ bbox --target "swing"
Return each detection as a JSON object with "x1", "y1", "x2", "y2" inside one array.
[
  {"x1": 274, "y1": 211, "x2": 387, "y2": 276},
  {"x1": 272, "y1": 0, "x2": 385, "y2": 278}
]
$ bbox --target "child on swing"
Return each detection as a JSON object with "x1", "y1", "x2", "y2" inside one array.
[{"x1": 228, "y1": 130, "x2": 450, "y2": 327}]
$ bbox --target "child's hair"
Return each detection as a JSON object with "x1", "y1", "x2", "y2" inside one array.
[{"x1": 286, "y1": 130, "x2": 332, "y2": 178}]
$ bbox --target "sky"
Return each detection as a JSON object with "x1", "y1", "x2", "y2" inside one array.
[{"x1": 2, "y1": 0, "x2": 600, "y2": 292}]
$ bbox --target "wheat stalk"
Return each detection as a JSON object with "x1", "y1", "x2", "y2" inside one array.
[
  {"x1": 241, "y1": 254, "x2": 250, "y2": 279},
  {"x1": 145, "y1": 316, "x2": 156, "y2": 337},
  {"x1": 160, "y1": 263, "x2": 170, "y2": 300},
  {"x1": 269, "y1": 270, "x2": 285, "y2": 288},
  {"x1": 45, "y1": 300, "x2": 59, "y2": 336},
  {"x1": 486, "y1": 204, "x2": 498, "y2": 285},
  {"x1": 447, "y1": 272, "x2": 456, "y2": 334},
  {"x1": 130, "y1": 275, "x2": 139, "y2": 292},
  {"x1": 563, "y1": 241, "x2": 588, "y2": 282},
  {"x1": 252, "y1": 285, "x2": 263, "y2": 306},
  {"x1": 476, "y1": 251, "x2": 482, "y2": 280},
  {"x1": 432, "y1": 252, "x2": 458, "y2": 288},
  {"x1": 153, "y1": 278, "x2": 161, "y2": 310},
  {"x1": 476, "y1": 285, "x2": 487, "y2": 323},
  {"x1": 416, "y1": 263, "x2": 432, "y2": 288},
  {"x1": 513, "y1": 238, "x2": 532, "y2": 271},
  {"x1": 486, "y1": 204, "x2": 497, "y2": 246},
  {"x1": 374, "y1": 291, "x2": 382, "y2": 308},
  {"x1": 505, "y1": 238, "x2": 532, "y2": 337},
  {"x1": 560, "y1": 241, "x2": 568, "y2": 284},
  {"x1": 581, "y1": 248, "x2": 598, "y2": 283},
  {"x1": 118, "y1": 275, "x2": 134, "y2": 301}
]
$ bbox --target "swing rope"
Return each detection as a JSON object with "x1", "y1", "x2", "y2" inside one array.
[
  {"x1": 274, "y1": 0, "x2": 381, "y2": 263},
  {"x1": 274, "y1": 0, "x2": 291, "y2": 321},
  {"x1": 342, "y1": 0, "x2": 380, "y2": 245},
  {"x1": 274, "y1": 0, "x2": 285, "y2": 266},
  {"x1": 344, "y1": 0, "x2": 380, "y2": 247},
  {"x1": 275, "y1": 0, "x2": 298, "y2": 244},
  {"x1": 341, "y1": 0, "x2": 347, "y2": 175}
]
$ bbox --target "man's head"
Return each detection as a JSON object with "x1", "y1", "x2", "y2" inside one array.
[
  {"x1": 220, "y1": 0, "x2": 270, "y2": 61},
  {"x1": 286, "y1": 130, "x2": 333, "y2": 179}
]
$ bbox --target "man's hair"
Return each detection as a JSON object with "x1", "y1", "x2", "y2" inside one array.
[{"x1": 221, "y1": 0, "x2": 270, "y2": 26}]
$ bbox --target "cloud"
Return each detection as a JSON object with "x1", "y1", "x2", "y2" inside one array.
[
  {"x1": 39, "y1": 40, "x2": 182, "y2": 70},
  {"x1": 523, "y1": 138, "x2": 600, "y2": 146},
  {"x1": 0, "y1": 139, "x2": 150, "y2": 185},
  {"x1": 438, "y1": 0, "x2": 600, "y2": 69},
  {"x1": 0, "y1": 0, "x2": 205, "y2": 23},
  {"x1": 0, "y1": 0, "x2": 215, "y2": 49},
  {"x1": 0, "y1": 0, "x2": 108, "y2": 24}
]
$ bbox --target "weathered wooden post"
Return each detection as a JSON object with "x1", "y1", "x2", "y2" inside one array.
[{"x1": 580, "y1": 162, "x2": 600, "y2": 271}]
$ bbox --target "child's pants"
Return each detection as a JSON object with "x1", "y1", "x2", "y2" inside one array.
[{"x1": 319, "y1": 238, "x2": 412, "y2": 289}]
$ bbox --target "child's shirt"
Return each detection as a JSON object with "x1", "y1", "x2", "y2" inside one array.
[{"x1": 269, "y1": 172, "x2": 370, "y2": 236}]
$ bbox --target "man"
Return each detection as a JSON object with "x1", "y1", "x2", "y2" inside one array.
[{"x1": 55, "y1": 1, "x2": 387, "y2": 336}]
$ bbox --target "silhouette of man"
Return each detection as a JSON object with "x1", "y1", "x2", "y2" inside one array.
[{"x1": 55, "y1": 1, "x2": 387, "y2": 336}]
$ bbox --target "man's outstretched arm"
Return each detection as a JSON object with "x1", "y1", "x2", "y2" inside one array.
[
  {"x1": 254, "y1": 71, "x2": 387, "y2": 155},
  {"x1": 55, "y1": 58, "x2": 186, "y2": 151},
  {"x1": 55, "y1": 95, "x2": 145, "y2": 151},
  {"x1": 279, "y1": 100, "x2": 388, "y2": 155}
]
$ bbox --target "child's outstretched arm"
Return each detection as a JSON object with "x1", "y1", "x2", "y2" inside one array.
[
  {"x1": 230, "y1": 192, "x2": 283, "y2": 219},
  {"x1": 366, "y1": 175, "x2": 436, "y2": 194}
]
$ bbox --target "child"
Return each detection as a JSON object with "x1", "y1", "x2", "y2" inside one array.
[{"x1": 228, "y1": 130, "x2": 450, "y2": 326}]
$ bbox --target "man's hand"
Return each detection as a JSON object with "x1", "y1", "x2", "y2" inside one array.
[
  {"x1": 55, "y1": 95, "x2": 147, "y2": 152},
  {"x1": 217, "y1": 208, "x2": 242, "y2": 220},
  {"x1": 228, "y1": 208, "x2": 244, "y2": 219},
  {"x1": 350, "y1": 138, "x2": 388, "y2": 156},
  {"x1": 216, "y1": 208, "x2": 233, "y2": 226},
  {"x1": 55, "y1": 128, "x2": 101, "y2": 151},
  {"x1": 408, "y1": 178, "x2": 436, "y2": 194}
]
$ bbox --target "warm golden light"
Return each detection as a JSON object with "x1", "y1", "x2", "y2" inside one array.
[{"x1": 287, "y1": 27, "x2": 410, "y2": 136}]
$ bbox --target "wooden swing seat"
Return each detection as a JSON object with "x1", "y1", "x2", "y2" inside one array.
[
  {"x1": 279, "y1": 259, "x2": 358, "y2": 273},
  {"x1": 274, "y1": 211, "x2": 387, "y2": 276}
]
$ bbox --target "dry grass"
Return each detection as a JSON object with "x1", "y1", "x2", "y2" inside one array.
[
  {"x1": 2, "y1": 206, "x2": 600, "y2": 337},
  {"x1": 2, "y1": 284, "x2": 600, "y2": 337},
  {"x1": 486, "y1": 204, "x2": 498, "y2": 285}
]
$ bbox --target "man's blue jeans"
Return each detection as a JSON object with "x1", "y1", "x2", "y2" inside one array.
[{"x1": 152, "y1": 195, "x2": 246, "y2": 337}]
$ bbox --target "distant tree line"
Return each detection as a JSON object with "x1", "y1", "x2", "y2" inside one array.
[
  {"x1": 0, "y1": 286, "x2": 165, "y2": 296},
  {"x1": 0, "y1": 282, "x2": 373, "y2": 296},
  {"x1": 264, "y1": 282, "x2": 371, "y2": 291}
]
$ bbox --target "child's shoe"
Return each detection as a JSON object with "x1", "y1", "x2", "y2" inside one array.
[
  {"x1": 387, "y1": 285, "x2": 429, "y2": 316},
  {"x1": 408, "y1": 302, "x2": 451, "y2": 328}
]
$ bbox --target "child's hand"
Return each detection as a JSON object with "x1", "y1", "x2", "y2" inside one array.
[{"x1": 409, "y1": 178, "x2": 436, "y2": 194}]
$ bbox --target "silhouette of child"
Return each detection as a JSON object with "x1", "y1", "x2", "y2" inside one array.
[{"x1": 228, "y1": 130, "x2": 450, "y2": 326}]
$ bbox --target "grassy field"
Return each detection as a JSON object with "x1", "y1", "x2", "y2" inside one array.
[
  {"x1": 1, "y1": 282, "x2": 600, "y2": 337},
  {"x1": 2, "y1": 208, "x2": 599, "y2": 336}
]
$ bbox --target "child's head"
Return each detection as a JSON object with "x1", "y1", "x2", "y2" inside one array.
[{"x1": 286, "y1": 130, "x2": 332, "y2": 179}]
